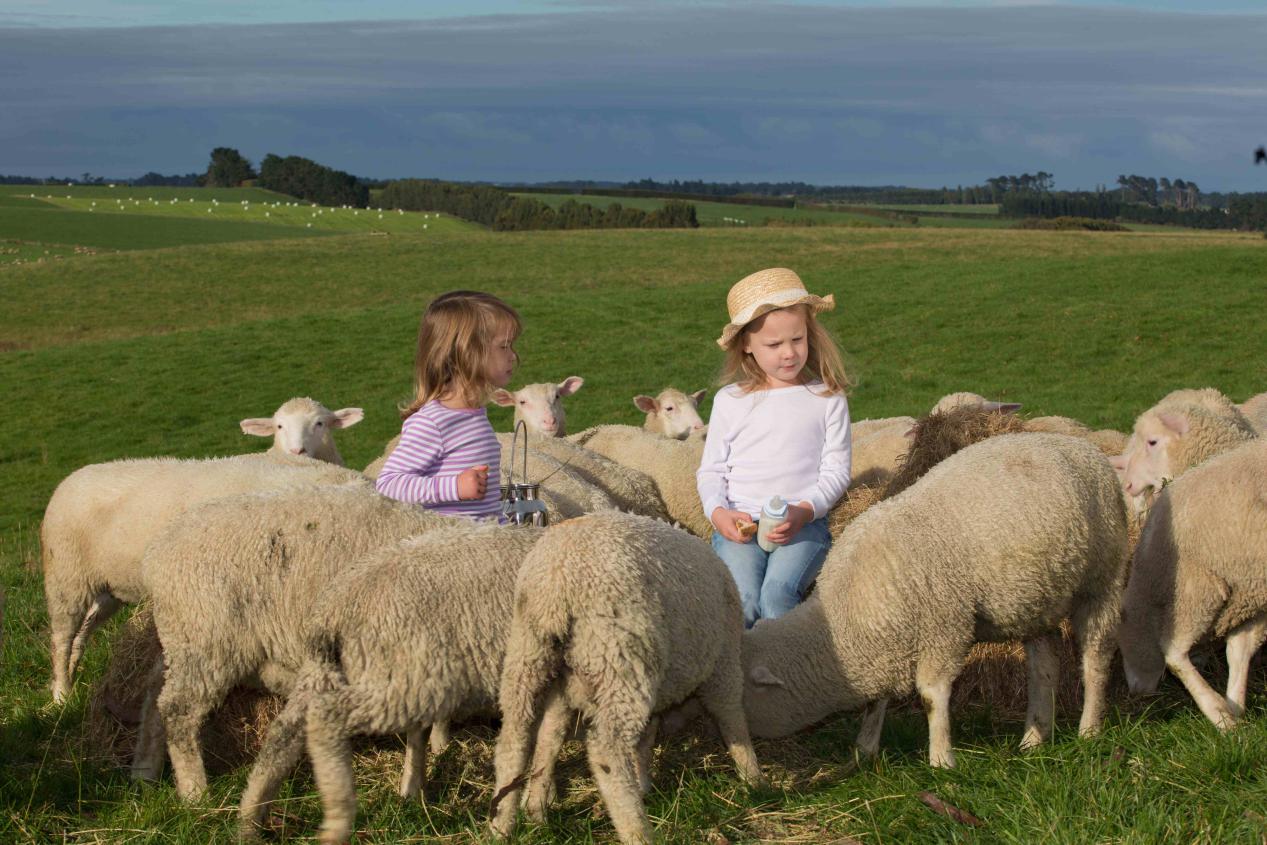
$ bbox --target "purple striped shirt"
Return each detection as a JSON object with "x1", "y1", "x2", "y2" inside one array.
[{"x1": 375, "y1": 400, "x2": 503, "y2": 520}]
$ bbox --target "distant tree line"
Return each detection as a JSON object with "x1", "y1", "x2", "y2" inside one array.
[
  {"x1": 378, "y1": 179, "x2": 698, "y2": 230},
  {"x1": 257, "y1": 154, "x2": 369, "y2": 207},
  {"x1": 1000, "y1": 190, "x2": 1267, "y2": 231},
  {"x1": 512, "y1": 185, "x2": 795, "y2": 208}
]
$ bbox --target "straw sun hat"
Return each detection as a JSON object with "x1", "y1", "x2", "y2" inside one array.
[{"x1": 716, "y1": 267, "x2": 835, "y2": 348}]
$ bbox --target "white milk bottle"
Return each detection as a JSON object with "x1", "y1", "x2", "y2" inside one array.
[{"x1": 756, "y1": 495, "x2": 787, "y2": 553}]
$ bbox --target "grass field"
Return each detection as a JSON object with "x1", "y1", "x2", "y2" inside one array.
[{"x1": 3, "y1": 205, "x2": 1267, "y2": 842}]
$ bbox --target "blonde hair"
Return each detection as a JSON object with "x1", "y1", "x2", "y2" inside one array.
[
  {"x1": 718, "y1": 305, "x2": 850, "y2": 396},
  {"x1": 401, "y1": 290, "x2": 522, "y2": 419}
]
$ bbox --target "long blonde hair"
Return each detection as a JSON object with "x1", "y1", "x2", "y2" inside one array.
[
  {"x1": 401, "y1": 290, "x2": 522, "y2": 419},
  {"x1": 718, "y1": 304, "x2": 850, "y2": 395}
]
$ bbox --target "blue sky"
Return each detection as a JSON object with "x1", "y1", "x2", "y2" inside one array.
[{"x1": 4, "y1": 2, "x2": 1266, "y2": 190}]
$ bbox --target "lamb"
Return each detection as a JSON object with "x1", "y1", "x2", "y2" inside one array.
[
  {"x1": 1238, "y1": 390, "x2": 1267, "y2": 434},
  {"x1": 492, "y1": 377, "x2": 584, "y2": 437},
  {"x1": 496, "y1": 435, "x2": 618, "y2": 519},
  {"x1": 929, "y1": 391, "x2": 1022, "y2": 416},
  {"x1": 741, "y1": 434, "x2": 1128, "y2": 768},
  {"x1": 135, "y1": 483, "x2": 456, "y2": 797},
  {"x1": 633, "y1": 387, "x2": 707, "y2": 439},
  {"x1": 41, "y1": 452, "x2": 365, "y2": 703},
  {"x1": 568, "y1": 425, "x2": 711, "y2": 537},
  {"x1": 239, "y1": 397, "x2": 364, "y2": 465},
  {"x1": 1118, "y1": 438, "x2": 1267, "y2": 730},
  {"x1": 1111, "y1": 387, "x2": 1256, "y2": 506},
  {"x1": 236, "y1": 523, "x2": 541, "y2": 843},
  {"x1": 489, "y1": 512, "x2": 765, "y2": 845}
]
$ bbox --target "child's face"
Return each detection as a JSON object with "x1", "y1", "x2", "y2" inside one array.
[
  {"x1": 743, "y1": 307, "x2": 808, "y2": 389},
  {"x1": 485, "y1": 331, "x2": 518, "y2": 389}
]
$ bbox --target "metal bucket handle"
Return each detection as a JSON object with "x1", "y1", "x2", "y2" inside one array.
[{"x1": 507, "y1": 419, "x2": 530, "y2": 488}]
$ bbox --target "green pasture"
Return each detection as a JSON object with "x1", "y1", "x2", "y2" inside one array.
[
  {"x1": 870, "y1": 204, "x2": 1001, "y2": 215},
  {"x1": 3, "y1": 219, "x2": 1267, "y2": 842}
]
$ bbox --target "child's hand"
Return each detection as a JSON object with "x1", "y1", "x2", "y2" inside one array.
[
  {"x1": 765, "y1": 502, "x2": 814, "y2": 545},
  {"x1": 712, "y1": 507, "x2": 756, "y2": 543},
  {"x1": 457, "y1": 465, "x2": 489, "y2": 501}
]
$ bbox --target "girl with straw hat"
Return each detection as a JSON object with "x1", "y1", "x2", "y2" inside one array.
[{"x1": 697, "y1": 268, "x2": 852, "y2": 627}]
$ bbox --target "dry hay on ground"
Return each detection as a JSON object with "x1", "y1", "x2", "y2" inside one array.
[
  {"x1": 80, "y1": 605, "x2": 282, "y2": 772},
  {"x1": 826, "y1": 483, "x2": 883, "y2": 538}
]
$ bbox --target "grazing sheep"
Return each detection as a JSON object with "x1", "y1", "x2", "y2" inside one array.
[
  {"x1": 742, "y1": 434, "x2": 1128, "y2": 767},
  {"x1": 850, "y1": 416, "x2": 916, "y2": 441},
  {"x1": 1111, "y1": 387, "x2": 1256, "y2": 504},
  {"x1": 239, "y1": 397, "x2": 364, "y2": 465},
  {"x1": 42, "y1": 453, "x2": 365, "y2": 703},
  {"x1": 633, "y1": 388, "x2": 707, "y2": 439},
  {"x1": 490, "y1": 512, "x2": 765, "y2": 845},
  {"x1": 929, "y1": 391, "x2": 1022, "y2": 416},
  {"x1": 568, "y1": 426, "x2": 711, "y2": 537},
  {"x1": 1238, "y1": 390, "x2": 1267, "y2": 434},
  {"x1": 492, "y1": 377, "x2": 584, "y2": 437},
  {"x1": 237, "y1": 523, "x2": 541, "y2": 843},
  {"x1": 1118, "y1": 439, "x2": 1267, "y2": 729},
  {"x1": 136, "y1": 484, "x2": 454, "y2": 798}
]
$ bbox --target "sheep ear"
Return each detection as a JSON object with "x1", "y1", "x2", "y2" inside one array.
[
  {"x1": 1108, "y1": 455, "x2": 1127, "y2": 473},
  {"x1": 983, "y1": 401, "x2": 1022, "y2": 414},
  {"x1": 329, "y1": 408, "x2": 364, "y2": 429},
  {"x1": 904, "y1": 424, "x2": 918, "y2": 440},
  {"x1": 1158, "y1": 412, "x2": 1190, "y2": 435},
  {"x1": 240, "y1": 417, "x2": 276, "y2": 437},
  {"x1": 492, "y1": 389, "x2": 516, "y2": 407},
  {"x1": 690, "y1": 389, "x2": 708, "y2": 405},
  {"x1": 557, "y1": 376, "x2": 584, "y2": 396},
  {"x1": 749, "y1": 665, "x2": 786, "y2": 688},
  {"x1": 633, "y1": 395, "x2": 659, "y2": 414}
]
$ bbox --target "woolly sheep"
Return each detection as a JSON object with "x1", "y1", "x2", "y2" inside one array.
[
  {"x1": 929, "y1": 391, "x2": 1022, "y2": 416},
  {"x1": 741, "y1": 434, "x2": 1128, "y2": 767},
  {"x1": 490, "y1": 512, "x2": 765, "y2": 845},
  {"x1": 1238, "y1": 390, "x2": 1267, "y2": 434},
  {"x1": 568, "y1": 425, "x2": 711, "y2": 537},
  {"x1": 135, "y1": 484, "x2": 455, "y2": 797},
  {"x1": 1118, "y1": 439, "x2": 1267, "y2": 729},
  {"x1": 633, "y1": 387, "x2": 707, "y2": 439},
  {"x1": 239, "y1": 397, "x2": 364, "y2": 465},
  {"x1": 237, "y1": 523, "x2": 541, "y2": 843},
  {"x1": 850, "y1": 415, "x2": 916, "y2": 441},
  {"x1": 1110, "y1": 387, "x2": 1256, "y2": 504},
  {"x1": 492, "y1": 377, "x2": 584, "y2": 437},
  {"x1": 42, "y1": 452, "x2": 365, "y2": 703}
]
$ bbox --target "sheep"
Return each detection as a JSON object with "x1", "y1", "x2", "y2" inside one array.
[
  {"x1": 236, "y1": 523, "x2": 542, "y2": 843},
  {"x1": 850, "y1": 415, "x2": 915, "y2": 441},
  {"x1": 1111, "y1": 387, "x2": 1256, "y2": 506},
  {"x1": 929, "y1": 391, "x2": 1022, "y2": 416},
  {"x1": 41, "y1": 452, "x2": 365, "y2": 703},
  {"x1": 491, "y1": 377, "x2": 584, "y2": 437},
  {"x1": 489, "y1": 512, "x2": 765, "y2": 845},
  {"x1": 496, "y1": 440, "x2": 619, "y2": 519},
  {"x1": 568, "y1": 425, "x2": 711, "y2": 537},
  {"x1": 741, "y1": 434, "x2": 1128, "y2": 768},
  {"x1": 361, "y1": 435, "x2": 398, "y2": 481},
  {"x1": 239, "y1": 397, "x2": 363, "y2": 465},
  {"x1": 1238, "y1": 390, "x2": 1267, "y2": 434},
  {"x1": 633, "y1": 387, "x2": 707, "y2": 439},
  {"x1": 135, "y1": 483, "x2": 456, "y2": 797},
  {"x1": 1118, "y1": 439, "x2": 1267, "y2": 730}
]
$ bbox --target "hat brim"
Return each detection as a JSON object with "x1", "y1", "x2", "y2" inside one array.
[{"x1": 716, "y1": 293, "x2": 835, "y2": 348}]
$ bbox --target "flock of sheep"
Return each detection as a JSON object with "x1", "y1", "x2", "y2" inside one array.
[{"x1": 36, "y1": 381, "x2": 1267, "y2": 844}]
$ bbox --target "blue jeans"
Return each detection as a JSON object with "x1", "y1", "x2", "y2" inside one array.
[{"x1": 712, "y1": 517, "x2": 831, "y2": 628}]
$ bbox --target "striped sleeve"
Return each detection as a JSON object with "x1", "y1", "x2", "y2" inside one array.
[{"x1": 375, "y1": 412, "x2": 461, "y2": 505}]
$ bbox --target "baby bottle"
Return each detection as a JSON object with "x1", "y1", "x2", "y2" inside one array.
[{"x1": 756, "y1": 495, "x2": 787, "y2": 553}]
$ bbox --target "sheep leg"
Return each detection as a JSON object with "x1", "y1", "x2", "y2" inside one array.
[
  {"x1": 1071, "y1": 584, "x2": 1124, "y2": 737},
  {"x1": 523, "y1": 689, "x2": 571, "y2": 822},
  {"x1": 239, "y1": 691, "x2": 311, "y2": 838},
  {"x1": 48, "y1": 587, "x2": 92, "y2": 703},
  {"x1": 307, "y1": 692, "x2": 357, "y2": 845},
  {"x1": 1224, "y1": 614, "x2": 1267, "y2": 716},
  {"x1": 67, "y1": 592, "x2": 123, "y2": 681},
  {"x1": 130, "y1": 654, "x2": 167, "y2": 781},
  {"x1": 158, "y1": 657, "x2": 234, "y2": 799},
  {"x1": 398, "y1": 727, "x2": 429, "y2": 801},
  {"x1": 429, "y1": 719, "x2": 451, "y2": 754},
  {"x1": 634, "y1": 717, "x2": 658, "y2": 797},
  {"x1": 696, "y1": 656, "x2": 766, "y2": 788},
  {"x1": 917, "y1": 670, "x2": 957, "y2": 769},
  {"x1": 854, "y1": 699, "x2": 888, "y2": 758},
  {"x1": 1021, "y1": 634, "x2": 1059, "y2": 750},
  {"x1": 1160, "y1": 579, "x2": 1236, "y2": 730},
  {"x1": 490, "y1": 680, "x2": 553, "y2": 840},
  {"x1": 586, "y1": 718, "x2": 653, "y2": 845}
]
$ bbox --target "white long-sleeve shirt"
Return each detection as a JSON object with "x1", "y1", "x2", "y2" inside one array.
[{"x1": 697, "y1": 381, "x2": 852, "y2": 522}]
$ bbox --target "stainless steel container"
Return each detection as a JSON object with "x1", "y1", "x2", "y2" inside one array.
[{"x1": 500, "y1": 421, "x2": 548, "y2": 527}]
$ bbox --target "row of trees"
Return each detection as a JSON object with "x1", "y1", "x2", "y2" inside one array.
[
  {"x1": 257, "y1": 154, "x2": 369, "y2": 207},
  {"x1": 378, "y1": 179, "x2": 698, "y2": 231},
  {"x1": 1000, "y1": 190, "x2": 1267, "y2": 230},
  {"x1": 1115, "y1": 174, "x2": 1202, "y2": 209}
]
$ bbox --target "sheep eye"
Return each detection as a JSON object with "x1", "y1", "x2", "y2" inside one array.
[
  {"x1": 276, "y1": 423, "x2": 283, "y2": 429},
  {"x1": 519, "y1": 400, "x2": 527, "y2": 406},
  {"x1": 316, "y1": 421, "x2": 324, "y2": 427},
  {"x1": 1146, "y1": 438, "x2": 1157, "y2": 447},
  {"x1": 664, "y1": 406, "x2": 675, "y2": 412}
]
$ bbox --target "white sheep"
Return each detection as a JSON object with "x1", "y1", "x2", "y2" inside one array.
[
  {"x1": 568, "y1": 425, "x2": 711, "y2": 537},
  {"x1": 1118, "y1": 438, "x2": 1267, "y2": 729},
  {"x1": 42, "y1": 452, "x2": 364, "y2": 703},
  {"x1": 1110, "y1": 387, "x2": 1256, "y2": 506},
  {"x1": 928, "y1": 391, "x2": 1022, "y2": 416},
  {"x1": 239, "y1": 397, "x2": 364, "y2": 465},
  {"x1": 490, "y1": 512, "x2": 765, "y2": 845},
  {"x1": 1237, "y1": 390, "x2": 1267, "y2": 434},
  {"x1": 633, "y1": 387, "x2": 707, "y2": 439},
  {"x1": 236, "y1": 523, "x2": 541, "y2": 843},
  {"x1": 134, "y1": 484, "x2": 455, "y2": 797},
  {"x1": 741, "y1": 434, "x2": 1128, "y2": 767},
  {"x1": 491, "y1": 377, "x2": 584, "y2": 437}
]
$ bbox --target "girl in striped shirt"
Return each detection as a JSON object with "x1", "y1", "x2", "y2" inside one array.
[{"x1": 375, "y1": 290, "x2": 521, "y2": 521}]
